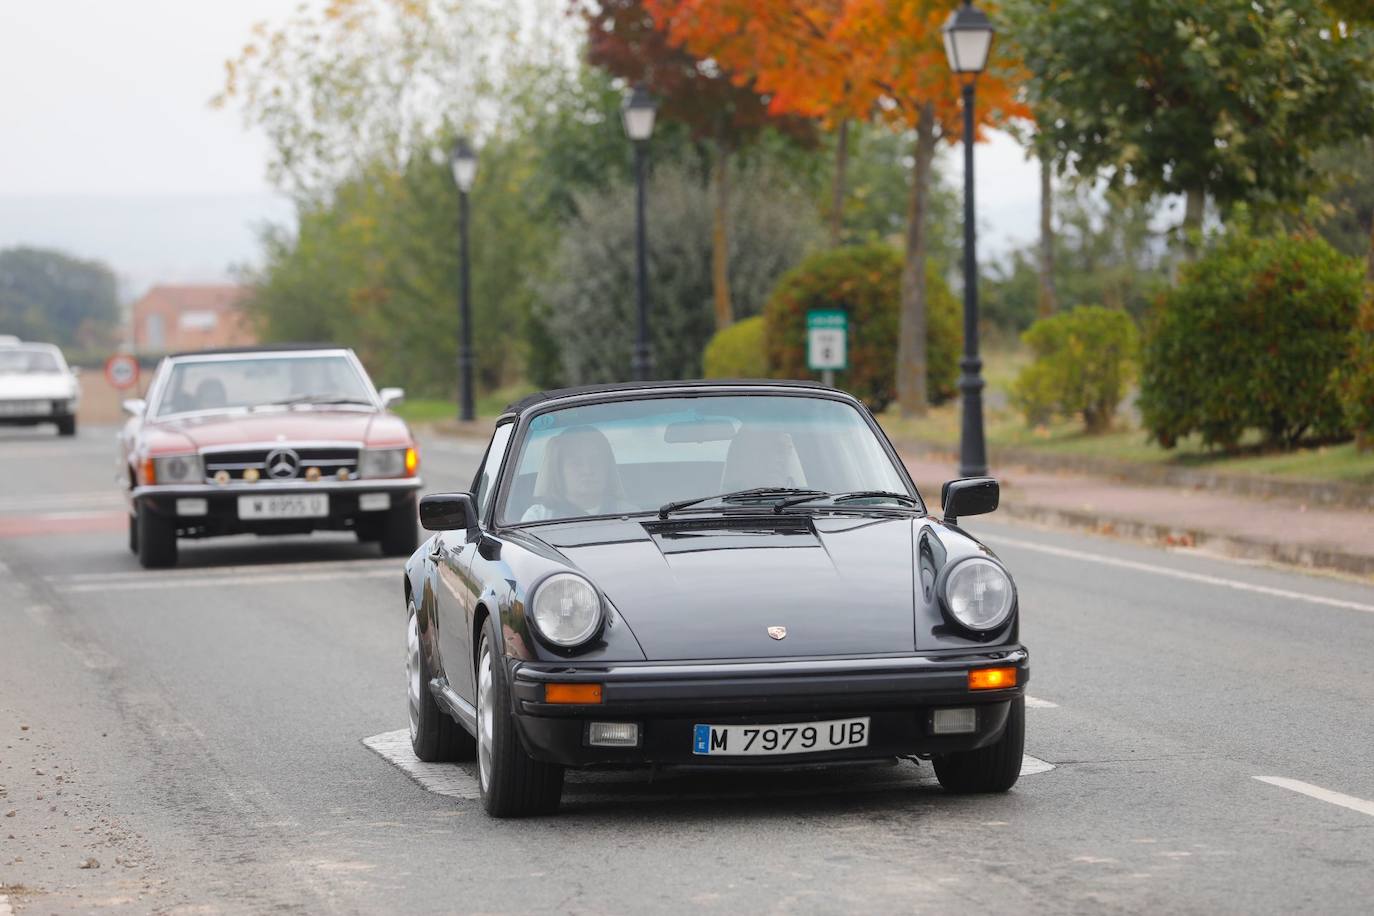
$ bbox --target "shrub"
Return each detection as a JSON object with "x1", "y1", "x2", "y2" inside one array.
[
  {"x1": 1011, "y1": 306, "x2": 1138, "y2": 433},
  {"x1": 1138, "y1": 231, "x2": 1363, "y2": 450},
  {"x1": 763, "y1": 243, "x2": 959, "y2": 411},
  {"x1": 1340, "y1": 296, "x2": 1374, "y2": 451},
  {"x1": 539, "y1": 163, "x2": 822, "y2": 385},
  {"x1": 703, "y1": 315, "x2": 767, "y2": 378}
]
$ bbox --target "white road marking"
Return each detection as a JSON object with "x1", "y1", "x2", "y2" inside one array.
[
  {"x1": 51, "y1": 557, "x2": 398, "y2": 584},
  {"x1": 1025, "y1": 696, "x2": 1059, "y2": 708},
  {"x1": 0, "y1": 491, "x2": 123, "y2": 511},
  {"x1": 364, "y1": 727, "x2": 1055, "y2": 803},
  {"x1": 363, "y1": 729, "x2": 481, "y2": 800},
  {"x1": 55, "y1": 568, "x2": 397, "y2": 593},
  {"x1": 991, "y1": 534, "x2": 1374, "y2": 615},
  {"x1": 1254, "y1": 776, "x2": 1374, "y2": 819},
  {"x1": 0, "y1": 890, "x2": 12, "y2": 916}
]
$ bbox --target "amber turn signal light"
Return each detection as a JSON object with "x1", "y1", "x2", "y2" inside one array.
[
  {"x1": 968, "y1": 667, "x2": 1017, "y2": 690},
  {"x1": 404, "y1": 447, "x2": 419, "y2": 476},
  {"x1": 544, "y1": 683, "x2": 603, "y2": 704}
]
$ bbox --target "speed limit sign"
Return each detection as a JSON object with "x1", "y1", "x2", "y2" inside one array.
[{"x1": 104, "y1": 353, "x2": 139, "y2": 390}]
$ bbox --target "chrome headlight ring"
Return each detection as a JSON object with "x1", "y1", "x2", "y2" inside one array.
[
  {"x1": 151, "y1": 453, "x2": 204, "y2": 485},
  {"x1": 528, "y1": 571, "x2": 606, "y2": 649},
  {"x1": 935, "y1": 555, "x2": 1017, "y2": 634}
]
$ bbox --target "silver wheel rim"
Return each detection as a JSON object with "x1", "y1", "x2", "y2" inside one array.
[
  {"x1": 406, "y1": 610, "x2": 421, "y2": 743},
  {"x1": 477, "y1": 640, "x2": 494, "y2": 791}
]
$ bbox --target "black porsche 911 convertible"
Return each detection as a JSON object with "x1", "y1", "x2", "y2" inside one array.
[{"x1": 403, "y1": 380, "x2": 1027, "y2": 817}]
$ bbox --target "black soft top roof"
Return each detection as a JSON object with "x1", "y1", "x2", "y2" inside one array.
[
  {"x1": 165, "y1": 343, "x2": 349, "y2": 359},
  {"x1": 503, "y1": 378, "x2": 841, "y2": 417}
]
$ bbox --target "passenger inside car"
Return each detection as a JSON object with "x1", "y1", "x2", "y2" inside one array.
[{"x1": 719, "y1": 427, "x2": 807, "y2": 492}]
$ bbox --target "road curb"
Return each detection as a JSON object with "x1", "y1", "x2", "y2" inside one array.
[
  {"x1": 896, "y1": 440, "x2": 1374, "y2": 511},
  {"x1": 997, "y1": 501, "x2": 1374, "y2": 579}
]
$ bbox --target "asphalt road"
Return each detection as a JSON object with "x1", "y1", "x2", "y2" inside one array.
[{"x1": 2, "y1": 423, "x2": 1373, "y2": 914}]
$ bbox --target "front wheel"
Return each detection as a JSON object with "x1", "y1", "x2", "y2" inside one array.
[
  {"x1": 476, "y1": 615, "x2": 563, "y2": 818},
  {"x1": 135, "y1": 503, "x2": 177, "y2": 569},
  {"x1": 407, "y1": 602, "x2": 475, "y2": 762},
  {"x1": 378, "y1": 501, "x2": 417, "y2": 557},
  {"x1": 56, "y1": 416, "x2": 76, "y2": 437},
  {"x1": 932, "y1": 698, "x2": 1025, "y2": 794}
]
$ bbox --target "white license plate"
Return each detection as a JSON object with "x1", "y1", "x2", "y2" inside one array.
[
  {"x1": 0, "y1": 400, "x2": 48, "y2": 416},
  {"x1": 692, "y1": 717, "x2": 870, "y2": 757},
  {"x1": 237, "y1": 494, "x2": 329, "y2": 519}
]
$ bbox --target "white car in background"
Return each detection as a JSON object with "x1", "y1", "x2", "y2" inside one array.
[{"x1": 0, "y1": 337, "x2": 81, "y2": 436}]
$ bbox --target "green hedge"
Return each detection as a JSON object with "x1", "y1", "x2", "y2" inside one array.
[
  {"x1": 1341, "y1": 296, "x2": 1374, "y2": 451},
  {"x1": 762, "y1": 243, "x2": 958, "y2": 411},
  {"x1": 703, "y1": 315, "x2": 768, "y2": 378},
  {"x1": 1139, "y1": 231, "x2": 1363, "y2": 450},
  {"x1": 1011, "y1": 306, "x2": 1138, "y2": 433}
]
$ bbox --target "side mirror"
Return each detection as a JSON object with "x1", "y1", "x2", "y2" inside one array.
[
  {"x1": 379, "y1": 387, "x2": 405, "y2": 408},
  {"x1": 941, "y1": 477, "x2": 999, "y2": 525},
  {"x1": 122, "y1": 398, "x2": 146, "y2": 417},
  {"x1": 419, "y1": 492, "x2": 478, "y2": 531}
]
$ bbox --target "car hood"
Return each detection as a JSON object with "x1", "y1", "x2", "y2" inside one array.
[
  {"x1": 145, "y1": 410, "x2": 411, "y2": 450},
  {"x1": 529, "y1": 515, "x2": 917, "y2": 661},
  {"x1": 0, "y1": 373, "x2": 77, "y2": 399}
]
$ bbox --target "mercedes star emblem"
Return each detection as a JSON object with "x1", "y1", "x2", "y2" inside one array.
[{"x1": 265, "y1": 447, "x2": 301, "y2": 480}]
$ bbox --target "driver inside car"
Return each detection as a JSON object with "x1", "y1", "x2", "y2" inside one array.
[{"x1": 521, "y1": 426, "x2": 634, "y2": 521}]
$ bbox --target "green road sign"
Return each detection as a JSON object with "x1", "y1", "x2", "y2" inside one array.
[{"x1": 806, "y1": 309, "x2": 848, "y2": 372}]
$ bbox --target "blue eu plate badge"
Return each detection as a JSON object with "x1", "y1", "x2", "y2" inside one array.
[{"x1": 693, "y1": 724, "x2": 710, "y2": 755}]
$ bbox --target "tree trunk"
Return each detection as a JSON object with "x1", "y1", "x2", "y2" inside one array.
[
  {"x1": 711, "y1": 138, "x2": 734, "y2": 330},
  {"x1": 1037, "y1": 149, "x2": 1057, "y2": 318},
  {"x1": 896, "y1": 104, "x2": 937, "y2": 418},
  {"x1": 1366, "y1": 205, "x2": 1374, "y2": 283},
  {"x1": 829, "y1": 119, "x2": 850, "y2": 247},
  {"x1": 1182, "y1": 188, "x2": 1206, "y2": 257}
]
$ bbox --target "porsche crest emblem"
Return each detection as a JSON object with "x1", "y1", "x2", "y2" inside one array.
[{"x1": 767, "y1": 626, "x2": 787, "y2": 640}]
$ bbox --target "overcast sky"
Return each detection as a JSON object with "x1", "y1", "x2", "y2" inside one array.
[{"x1": 0, "y1": 1, "x2": 1040, "y2": 293}]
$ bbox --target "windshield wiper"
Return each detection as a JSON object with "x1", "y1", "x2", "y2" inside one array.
[
  {"x1": 773, "y1": 490, "x2": 920, "y2": 513},
  {"x1": 658, "y1": 486, "x2": 826, "y2": 519},
  {"x1": 276, "y1": 395, "x2": 374, "y2": 407}
]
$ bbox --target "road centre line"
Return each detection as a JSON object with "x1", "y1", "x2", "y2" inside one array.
[
  {"x1": 52, "y1": 557, "x2": 399, "y2": 583},
  {"x1": 990, "y1": 534, "x2": 1374, "y2": 615},
  {"x1": 0, "y1": 890, "x2": 12, "y2": 916},
  {"x1": 1254, "y1": 776, "x2": 1374, "y2": 819},
  {"x1": 1024, "y1": 696, "x2": 1059, "y2": 708}
]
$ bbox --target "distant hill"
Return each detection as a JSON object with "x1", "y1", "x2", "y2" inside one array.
[{"x1": 0, "y1": 192, "x2": 294, "y2": 300}]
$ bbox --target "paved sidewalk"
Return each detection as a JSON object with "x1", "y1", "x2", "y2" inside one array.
[{"x1": 900, "y1": 449, "x2": 1374, "y2": 578}]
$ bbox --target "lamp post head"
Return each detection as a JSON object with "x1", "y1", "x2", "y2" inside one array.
[
  {"x1": 621, "y1": 83, "x2": 658, "y2": 142},
  {"x1": 943, "y1": 1, "x2": 995, "y2": 75},
  {"x1": 450, "y1": 136, "x2": 477, "y2": 192}
]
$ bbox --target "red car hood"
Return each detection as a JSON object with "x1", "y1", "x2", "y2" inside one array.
[{"x1": 145, "y1": 410, "x2": 412, "y2": 450}]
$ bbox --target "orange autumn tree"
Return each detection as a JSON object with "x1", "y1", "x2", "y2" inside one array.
[{"x1": 648, "y1": 0, "x2": 1027, "y2": 415}]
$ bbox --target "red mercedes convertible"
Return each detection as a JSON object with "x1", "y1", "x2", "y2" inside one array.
[{"x1": 118, "y1": 345, "x2": 422, "y2": 568}]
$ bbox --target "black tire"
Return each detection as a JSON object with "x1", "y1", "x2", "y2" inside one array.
[
  {"x1": 379, "y1": 501, "x2": 417, "y2": 557},
  {"x1": 354, "y1": 519, "x2": 382, "y2": 543},
  {"x1": 135, "y1": 502, "x2": 178, "y2": 569},
  {"x1": 56, "y1": 416, "x2": 76, "y2": 437},
  {"x1": 127, "y1": 512, "x2": 139, "y2": 555},
  {"x1": 476, "y1": 614, "x2": 564, "y2": 817},
  {"x1": 932, "y1": 698, "x2": 1024, "y2": 794},
  {"x1": 407, "y1": 601, "x2": 476, "y2": 762}
]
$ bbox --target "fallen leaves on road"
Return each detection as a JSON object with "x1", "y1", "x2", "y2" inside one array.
[{"x1": 78, "y1": 857, "x2": 100, "y2": 869}]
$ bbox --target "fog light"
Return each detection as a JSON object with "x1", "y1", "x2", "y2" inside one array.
[
  {"x1": 175, "y1": 498, "x2": 208, "y2": 517},
  {"x1": 359, "y1": 492, "x2": 391, "y2": 512},
  {"x1": 588, "y1": 722, "x2": 639, "y2": 747},
  {"x1": 932, "y1": 707, "x2": 977, "y2": 735}
]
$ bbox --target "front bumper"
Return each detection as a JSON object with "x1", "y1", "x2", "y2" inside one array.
[
  {"x1": 130, "y1": 478, "x2": 422, "y2": 538},
  {"x1": 508, "y1": 647, "x2": 1029, "y2": 767}
]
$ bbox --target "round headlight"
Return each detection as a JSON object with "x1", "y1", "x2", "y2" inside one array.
[
  {"x1": 531, "y1": 573, "x2": 604, "y2": 647},
  {"x1": 943, "y1": 557, "x2": 1015, "y2": 632}
]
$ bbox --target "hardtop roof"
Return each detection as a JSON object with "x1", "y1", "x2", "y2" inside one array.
[{"x1": 164, "y1": 343, "x2": 350, "y2": 360}]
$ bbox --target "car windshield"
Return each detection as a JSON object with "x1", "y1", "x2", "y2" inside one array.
[
  {"x1": 0, "y1": 347, "x2": 62, "y2": 374},
  {"x1": 153, "y1": 353, "x2": 375, "y2": 417},
  {"x1": 500, "y1": 394, "x2": 916, "y2": 524}
]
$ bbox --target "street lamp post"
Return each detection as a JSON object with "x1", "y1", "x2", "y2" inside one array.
[
  {"x1": 943, "y1": 1, "x2": 995, "y2": 479},
  {"x1": 450, "y1": 137, "x2": 478, "y2": 422},
  {"x1": 622, "y1": 84, "x2": 657, "y2": 382}
]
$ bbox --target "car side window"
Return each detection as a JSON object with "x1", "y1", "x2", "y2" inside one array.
[{"x1": 472, "y1": 423, "x2": 514, "y2": 524}]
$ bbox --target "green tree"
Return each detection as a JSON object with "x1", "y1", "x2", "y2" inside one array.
[
  {"x1": 1011, "y1": 306, "x2": 1139, "y2": 432},
  {"x1": 1006, "y1": 0, "x2": 1374, "y2": 240},
  {"x1": 541, "y1": 162, "x2": 822, "y2": 384},
  {"x1": 0, "y1": 247, "x2": 120, "y2": 352}
]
